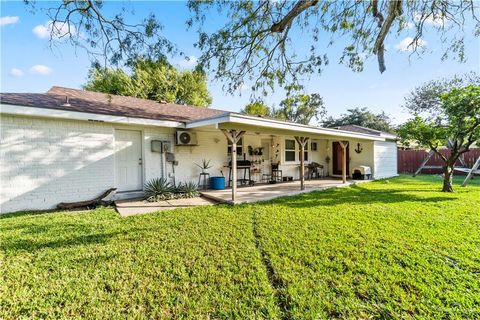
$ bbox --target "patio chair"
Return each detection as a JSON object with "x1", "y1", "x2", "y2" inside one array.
[
  {"x1": 307, "y1": 162, "x2": 323, "y2": 179},
  {"x1": 271, "y1": 162, "x2": 283, "y2": 182}
]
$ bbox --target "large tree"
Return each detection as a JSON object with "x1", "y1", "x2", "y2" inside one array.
[
  {"x1": 29, "y1": 1, "x2": 479, "y2": 94},
  {"x1": 188, "y1": 1, "x2": 479, "y2": 94},
  {"x1": 273, "y1": 93, "x2": 325, "y2": 125},
  {"x1": 398, "y1": 85, "x2": 480, "y2": 192},
  {"x1": 322, "y1": 107, "x2": 394, "y2": 132},
  {"x1": 241, "y1": 101, "x2": 271, "y2": 117},
  {"x1": 85, "y1": 58, "x2": 212, "y2": 107},
  {"x1": 404, "y1": 72, "x2": 480, "y2": 119}
]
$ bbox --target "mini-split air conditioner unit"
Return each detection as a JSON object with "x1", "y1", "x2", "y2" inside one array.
[{"x1": 176, "y1": 131, "x2": 198, "y2": 146}]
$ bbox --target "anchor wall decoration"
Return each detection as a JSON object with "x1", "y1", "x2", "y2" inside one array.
[{"x1": 354, "y1": 143, "x2": 363, "y2": 154}]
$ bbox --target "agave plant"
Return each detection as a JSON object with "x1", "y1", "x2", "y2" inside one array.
[
  {"x1": 179, "y1": 181, "x2": 199, "y2": 198},
  {"x1": 144, "y1": 178, "x2": 174, "y2": 202},
  {"x1": 195, "y1": 159, "x2": 212, "y2": 173}
]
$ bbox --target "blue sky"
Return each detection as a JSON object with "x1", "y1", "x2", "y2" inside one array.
[{"x1": 1, "y1": 1, "x2": 479, "y2": 124}]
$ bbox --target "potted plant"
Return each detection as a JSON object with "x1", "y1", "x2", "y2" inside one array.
[{"x1": 195, "y1": 159, "x2": 212, "y2": 173}]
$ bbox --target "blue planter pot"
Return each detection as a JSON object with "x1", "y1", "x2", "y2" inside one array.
[{"x1": 210, "y1": 176, "x2": 225, "y2": 190}]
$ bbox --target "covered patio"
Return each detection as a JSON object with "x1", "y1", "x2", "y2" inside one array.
[
  {"x1": 200, "y1": 178, "x2": 368, "y2": 204},
  {"x1": 186, "y1": 113, "x2": 389, "y2": 204}
]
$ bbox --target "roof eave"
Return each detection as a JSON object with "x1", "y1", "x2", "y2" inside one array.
[
  {"x1": 188, "y1": 113, "x2": 386, "y2": 141},
  {"x1": 0, "y1": 103, "x2": 185, "y2": 128}
]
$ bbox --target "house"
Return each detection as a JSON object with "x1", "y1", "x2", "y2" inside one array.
[{"x1": 0, "y1": 87, "x2": 398, "y2": 213}]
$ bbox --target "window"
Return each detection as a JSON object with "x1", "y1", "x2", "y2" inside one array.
[
  {"x1": 299, "y1": 141, "x2": 309, "y2": 161},
  {"x1": 228, "y1": 137, "x2": 243, "y2": 156},
  {"x1": 311, "y1": 142, "x2": 317, "y2": 151},
  {"x1": 285, "y1": 139, "x2": 296, "y2": 162}
]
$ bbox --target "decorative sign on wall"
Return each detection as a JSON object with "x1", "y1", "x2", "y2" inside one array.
[{"x1": 355, "y1": 143, "x2": 363, "y2": 154}]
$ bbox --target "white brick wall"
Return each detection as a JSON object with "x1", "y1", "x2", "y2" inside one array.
[
  {"x1": 348, "y1": 139, "x2": 375, "y2": 176},
  {"x1": 0, "y1": 116, "x2": 232, "y2": 213},
  {"x1": 0, "y1": 113, "x2": 398, "y2": 213},
  {"x1": 174, "y1": 130, "x2": 228, "y2": 184},
  {"x1": 373, "y1": 141, "x2": 398, "y2": 179},
  {"x1": 0, "y1": 116, "x2": 183, "y2": 213},
  {"x1": 1, "y1": 115, "x2": 115, "y2": 213},
  {"x1": 143, "y1": 127, "x2": 173, "y2": 183}
]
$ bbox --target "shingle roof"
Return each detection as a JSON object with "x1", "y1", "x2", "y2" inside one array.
[
  {"x1": 334, "y1": 125, "x2": 397, "y2": 139},
  {"x1": 334, "y1": 125, "x2": 382, "y2": 136},
  {"x1": 0, "y1": 86, "x2": 226, "y2": 123}
]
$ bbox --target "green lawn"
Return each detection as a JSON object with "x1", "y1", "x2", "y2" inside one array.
[{"x1": 1, "y1": 175, "x2": 479, "y2": 319}]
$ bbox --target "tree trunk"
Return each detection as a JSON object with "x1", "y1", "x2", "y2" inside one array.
[{"x1": 442, "y1": 165, "x2": 454, "y2": 192}]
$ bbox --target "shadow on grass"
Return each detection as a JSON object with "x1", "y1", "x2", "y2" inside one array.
[
  {"x1": 267, "y1": 183, "x2": 458, "y2": 209},
  {"x1": 1, "y1": 231, "x2": 127, "y2": 254},
  {"x1": 0, "y1": 206, "x2": 118, "y2": 220}
]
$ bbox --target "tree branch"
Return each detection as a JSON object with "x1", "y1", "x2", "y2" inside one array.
[
  {"x1": 372, "y1": 0, "x2": 403, "y2": 73},
  {"x1": 270, "y1": 0, "x2": 319, "y2": 33}
]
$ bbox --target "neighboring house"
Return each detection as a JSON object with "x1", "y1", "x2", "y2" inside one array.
[{"x1": 0, "y1": 87, "x2": 398, "y2": 213}]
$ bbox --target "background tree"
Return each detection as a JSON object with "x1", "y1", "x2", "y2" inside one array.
[
  {"x1": 404, "y1": 72, "x2": 480, "y2": 119},
  {"x1": 189, "y1": 1, "x2": 479, "y2": 94},
  {"x1": 84, "y1": 68, "x2": 135, "y2": 96},
  {"x1": 85, "y1": 58, "x2": 212, "y2": 107},
  {"x1": 398, "y1": 85, "x2": 480, "y2": 192},
  {"x1": 273, "y1": 93, "x2": 325, "y2": 125},
  {"x1": 322, "y1": 107, "x2": 394, "y2": 132},
  {"x1": 241, "y1": 101, "x2": 271, "y2": 117}
]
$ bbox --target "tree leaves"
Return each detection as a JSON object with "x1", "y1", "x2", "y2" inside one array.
[
  {"x1": 403, "y1": 72, "x2": 480, "y2": 122},
  {"x1": 84, "y1": 58, "x2": 212, "y2": 107},
  {"x1": 189, "y1": 0, "x2": 479, "y2": 95},
  {"x1": 322, "y1": 107, "x2": 394, "y2": 132},
  {"x1": 241, "y1": 101, "x2": 271, "y2": 117},
  {"x1": 273, "y1": 93, "x2": 326, "y2": 125},
  {"x1": 398, "y1": 84, "x2": 480, "y2": 191}
]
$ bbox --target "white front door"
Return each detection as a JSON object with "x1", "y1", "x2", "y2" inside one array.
[{"x1": 115, "y1": 129, "x2": 143, "y2": 192}]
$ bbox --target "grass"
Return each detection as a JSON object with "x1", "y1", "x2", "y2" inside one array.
[{"x1": 1, "y1": 175, "x2": 479, "y2": 319}]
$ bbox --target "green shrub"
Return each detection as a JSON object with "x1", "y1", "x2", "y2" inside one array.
[
  {"x1": 144, "y1": 178, "x2": 174, "y2": 201},
  {"x1": 144, "y1": 179, "x2": 199, "y2": 202},
  {"x1": 178, "y1": 181, "x2": 199, "y2": 198}
]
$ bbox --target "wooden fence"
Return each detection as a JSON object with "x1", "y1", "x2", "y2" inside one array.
[{"x1": 397, "y1": 148, "x2": 480, "y2": 174}]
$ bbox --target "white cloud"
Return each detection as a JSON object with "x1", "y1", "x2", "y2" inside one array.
[
  {"x1": 414, "y1": 13, "x2": 447, "y2": 27},
  {"x1": 395, "y1": 37, "x2": 427, "y2": 52},
  {"x1": 178, "y1": 56, "x2": 198, "y2": 69},
  {"x1": 9, "y1": 68, "x2": 24, "y2": 77},
  {"x1": 32, "y1": 21, "x2": 76, "y2": 40},
  {"x1": 0, "y1": 16, "x2": 19, "y2": 27},
  {"x1": 29, "y1": 65, "x2": 52, "y2": 75}
]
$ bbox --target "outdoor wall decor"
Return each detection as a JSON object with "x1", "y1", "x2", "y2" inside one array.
[{"x1": 355, "y1": 143, "x2": 363, "y2": 154}]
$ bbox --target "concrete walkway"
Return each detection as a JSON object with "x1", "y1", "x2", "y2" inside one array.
[
  {"x1": 115, "y1": 196, "x2": 216, "y2": 217},
  {"x1": 200, "y1": 178, "x2": 370, "y2": 204}
]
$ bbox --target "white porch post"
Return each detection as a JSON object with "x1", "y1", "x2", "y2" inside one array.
[
  {"x1": 295, "y1": 136, "x2": 309, "y2": 190},
  {"x1": 339, "y1": 140, "x2": 349, "y2": 184},
  {"x1": 221, "y1": 129, "x2": 246, "y2": 203}
]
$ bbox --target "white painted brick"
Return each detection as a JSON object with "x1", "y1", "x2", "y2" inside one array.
[
  {"x1": 1, "y1": 114, "x2": 397, "y2": 213},
  {"x1": 1, "y1": 115, "x2": 115, "y2": 213},
  {"x1": 373, "y1": 141, "x2": 398, "y2": 179}
]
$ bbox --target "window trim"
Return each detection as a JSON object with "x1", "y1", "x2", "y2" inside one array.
[
  {"x1": 284, "y1": 139, "x2": 296, "y2": 162},
  {"x1": 227, "y1": 137, "x2": 244, "y2": 156}
]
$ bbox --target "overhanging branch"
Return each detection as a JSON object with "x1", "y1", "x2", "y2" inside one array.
[{"x1": 270, "y1": 0, "x2": 319, "y2": 33}]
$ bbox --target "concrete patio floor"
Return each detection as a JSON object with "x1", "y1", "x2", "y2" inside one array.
[
  {"x1": 200, "y1": 178, "x2": 370, "y2": 204},
  {"x1": 115, "y1": 196, "x2": 216, "y2": 217}
]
